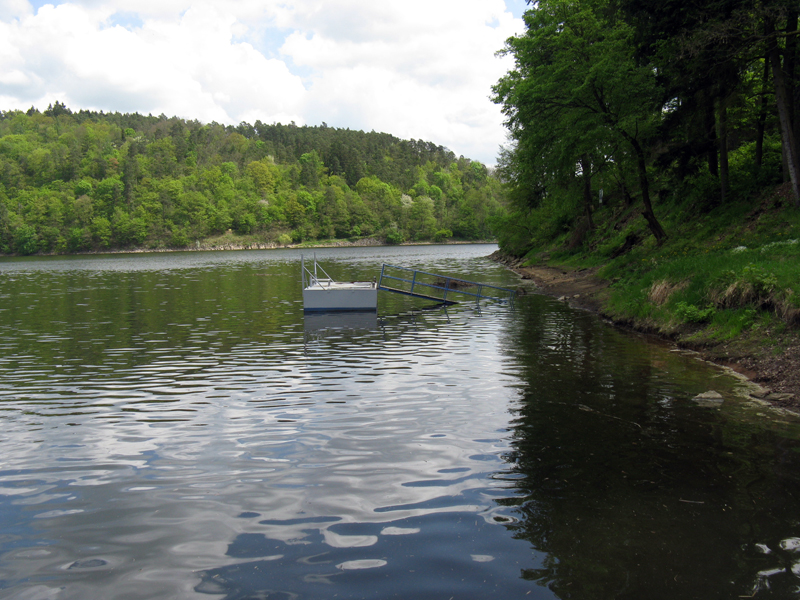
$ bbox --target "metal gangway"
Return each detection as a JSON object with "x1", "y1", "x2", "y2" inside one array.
[{"x1": 377, "y1": 264, "x2": 516, "y2": 307}]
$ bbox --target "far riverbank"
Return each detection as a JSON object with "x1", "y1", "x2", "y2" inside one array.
[{"x1": 0, "y1": 237, "x2": 497, "y2": 258}]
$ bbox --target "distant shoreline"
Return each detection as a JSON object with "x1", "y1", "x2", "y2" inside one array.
[{"x1": 0, "y1": 239, "x2": 498, "y2": 259}]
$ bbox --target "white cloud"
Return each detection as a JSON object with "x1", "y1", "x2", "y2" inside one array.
[
  {"x1": 0, "y1": 0, "x2": 522, "y2": 165},
  {"x1": 0, "y1": 0, "x2": 32, "y2": 21},
  {"x1": 279, "y1": 0, "x2": 520, "y2": 162},
  {"x1": 0, "y1": 2, "x2": 306, "y2": 123}
]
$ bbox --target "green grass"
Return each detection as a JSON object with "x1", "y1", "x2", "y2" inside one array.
[{"x1": 519, "y1": 183, "x2": 800, "y2": 346}]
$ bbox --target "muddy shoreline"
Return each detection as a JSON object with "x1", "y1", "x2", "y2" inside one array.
[{"x1": 494, "y1": 251, "x2": 800, "y2": 413}]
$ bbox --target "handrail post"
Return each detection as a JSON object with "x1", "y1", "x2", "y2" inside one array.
[{"x1": 411, "y1": 270, "x2": 417, "y2": 295}]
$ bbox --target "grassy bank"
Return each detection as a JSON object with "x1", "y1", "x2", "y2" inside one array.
[{"x1": 513, "y1": 183, "x2": 800, "y2": 359}]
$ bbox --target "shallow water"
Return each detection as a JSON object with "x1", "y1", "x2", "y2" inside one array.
[{"x1": 1, "y1": 244, "x2": 800, "y2": 600}]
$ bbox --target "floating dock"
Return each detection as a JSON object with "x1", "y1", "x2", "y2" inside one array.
[
  {"x1": 302, "y1": 255, "x2": 378, "y2": 312},
  {"x1": 301, "y1": 258, "x2": 517, "y2": 312}
]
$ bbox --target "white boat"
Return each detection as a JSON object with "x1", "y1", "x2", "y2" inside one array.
[{"x1": 302, "y1": 255, "x2": 378, "y2": 312}]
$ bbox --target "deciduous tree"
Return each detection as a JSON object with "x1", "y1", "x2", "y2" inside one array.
[{"x1": 494, "y1": 0, "x2": 667, "y2": 241}]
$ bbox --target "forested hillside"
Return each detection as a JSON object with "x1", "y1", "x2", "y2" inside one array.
[
  {"x1": 492, "y1": 0, "x2": 799, "y2": 255},
  {"x1": 0, "y1": 105, "x2": 503, "y2": 255},
  {"x1": 492, "y1": 0, "x2": 800, "y2": 343}
]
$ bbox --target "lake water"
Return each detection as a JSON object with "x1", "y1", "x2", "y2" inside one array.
[{"x1": 2, "y1": 244, "x2": 800, "y2": 600}]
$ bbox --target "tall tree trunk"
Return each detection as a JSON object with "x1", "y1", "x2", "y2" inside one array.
[
  {"x1": 621, "y1": 133, "x2": 667, "y2": 242},
  {"x1": 705, "y1": 91, "x2": 718, "y2": 177},
  {"x1": 580, "y1": 154, "x2": 595, "y2": 230},
  {"x1": 755, "y1": 55, "x2": 770, "y2": 171},
  {"x1": 620, "y1": 174, "x2": 633, "y2": 207},
  {"x1": 718, "y1": 95, "x2": 730, "y2": 202},
  {"x1": 611, "y1": 160, "x2": 633, "y2": 207},
  {"x1": 768, "y1": 19, "x2": 800, "y2": 207},
  {"x1": 787, "y1": 11, "x2": 799, "y2": 158}
]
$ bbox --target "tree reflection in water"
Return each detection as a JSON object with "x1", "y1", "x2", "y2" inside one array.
[{"x1": 497, "y1": 295, "x2": 800, "y2": 599}]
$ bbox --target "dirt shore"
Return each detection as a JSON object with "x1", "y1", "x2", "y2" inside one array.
[{"x1": 495, "y1": 252, "x2": 800, "y2": 413}]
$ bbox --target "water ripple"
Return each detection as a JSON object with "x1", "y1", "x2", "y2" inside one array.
[{"x1": 2, "y1": 247, "x2": 798, "y2": 600}]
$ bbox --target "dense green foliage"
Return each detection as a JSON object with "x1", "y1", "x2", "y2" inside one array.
[
  {"x1": 492, "y1": 0, "x2": 800, "y2": 338},
  {"x1": 0, "y1": 105, "x2": 503, "y2": 255}
]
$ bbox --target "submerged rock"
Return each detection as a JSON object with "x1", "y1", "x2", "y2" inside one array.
[
  {"x1": 693, "y1": 391, "x2": 724, "y2": 407},
  {"x1": 780, "y1": 538, "x2": 800, "y2": 552},
  {"x1": 749, "y1": 387, "x2": 772, "y2": 399}
]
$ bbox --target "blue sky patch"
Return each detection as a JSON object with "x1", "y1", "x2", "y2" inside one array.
[
  {"x1": 248, "y1": 25, "x2": 293, "y2": 60},
  {"x1": 505, "y1": 0, "x2": 529, "y2": 19},
  {"x1": 29, "y1": 0, "x2": 64, "y2": 11},
  {"x1": 106, "y1": 11, "x2": 144, "y2": 31}
]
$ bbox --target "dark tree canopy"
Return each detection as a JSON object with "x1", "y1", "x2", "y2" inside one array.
[{"x1": 492, "y1": 0, "x2": 800, "y2": 255}]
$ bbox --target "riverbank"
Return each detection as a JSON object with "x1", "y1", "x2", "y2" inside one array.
[
  {"x1": 92, "y1": 237, "x2": 385, "y2": 254},
  {"x1": 1, "y1": 237, "x2": 497, "y2": 257},
  {"x1": 494, "y1": 250, "x2": 800, "y2": 413}
]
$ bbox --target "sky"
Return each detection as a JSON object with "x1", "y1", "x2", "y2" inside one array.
[{"x1": 0, "y1": 0, "x2": 528, "y2": 166}]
